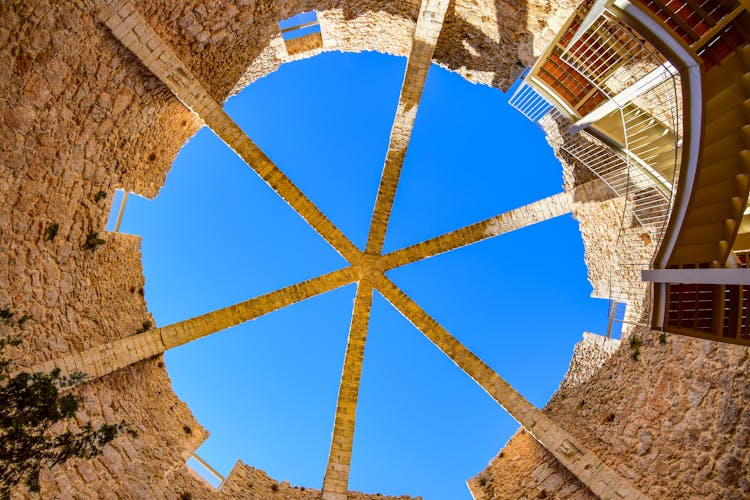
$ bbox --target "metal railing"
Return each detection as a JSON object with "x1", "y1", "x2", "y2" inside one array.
[
  {"x1": 561, "y1": 114, "x2": 678, "y2": 230},
  {"x1": 560, "y1": 11, "x2": 661, "y2": 97},
  {"x1": 507, "y1": 79, "x2": 554, "y2": 123},
  {"x1": 526, "y1": 7, "x2": 685, "y2": 333}
]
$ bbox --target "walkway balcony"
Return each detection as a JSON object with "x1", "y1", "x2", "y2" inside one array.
[{"x1": 510, "y1": 0, "x2": 750, "y2": 345}]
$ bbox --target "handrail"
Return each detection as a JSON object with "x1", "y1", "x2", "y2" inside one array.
[
  {"x1": 507, "y1": 78, "x2": 554, "y2": 123},
  {"x1": 513, "y1": 0, "x2": 736, "y2": 338},
  {"x1": 642, "y1": 268, "x2": 750, "y2": 285},
  {"x1": 611, "y1": 1, "x2": 702, "y2": 270},
  {"x1": 515, "y1": 2, "x2": 687, "y2": 335},
  {"x1": 611, "y1": 0, "x2": 704, "y2": 330},
  {"x1": 190, "y1": 452, "x2": 226, "y2": 486}
]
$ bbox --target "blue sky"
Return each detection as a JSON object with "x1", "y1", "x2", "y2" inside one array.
[{"x1": 108, "y1": 50, "x2": 610, "y2": 499}]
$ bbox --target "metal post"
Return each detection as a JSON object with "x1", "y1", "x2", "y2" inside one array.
[
  {"x1": 191, "y1": 453, "x2": 225, "y2": 484},
  {"x1": 114, "y1": 191, "x2": 129, "y2": 232},
  {"x1": 606, "y1": 301, "x2": 617, "y2": 338}
]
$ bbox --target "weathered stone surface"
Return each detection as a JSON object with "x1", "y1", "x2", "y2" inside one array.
[
  {"x1": 220, "y1": 461, "x2": 420, "y2": 500},
  {"x1": 2, "y1": 0, "x2": 747, "y2": 498},
  {"x1": 472, "y1": 111, "x2": 750, "y2": 499},
  {"x1": 469, "y1": 431, "x2": 592, "y2": 500},
  {"x1": 322, "y1": 283, "x2": 374, "y2": 497},
  {"x1": 557, "y1": 332, "x2": 620, "y2": 392},
  {"x1": 476, "y1": 330, "x2": 749, "y2": 500}
]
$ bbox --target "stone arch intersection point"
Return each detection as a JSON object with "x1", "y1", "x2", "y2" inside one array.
[{"x1": 31, "y1": 0, "x2": 649, "y2": 498}]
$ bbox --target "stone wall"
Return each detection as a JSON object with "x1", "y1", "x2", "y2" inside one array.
[
  {"x1": 468, "y1": 431, "x2": 593, "y2": 500},
  {"x1": 475, "y1": 328, "x2": 750, "y2": 499},
  {"x1": 6, "y1": 0, "x2": 746, "y2": 498},
  {"x1": 0, "y1": 0, "x2": 580, "y2": 497},
  {"x1": 285, "y1": 32, "x2": 324, "y2": 56},
  {"x1": 234, "y1": 0, "x2": 583, "y2": 94},
  {"x1": 218, "y1": 461, "x2": 420, "y2": 499},
  {"x1": 557, "y1": 332, "x2": 620, "y2": 393},
  {"x1": 471, "y1": 94, "x2": 749, "y2": 499}
]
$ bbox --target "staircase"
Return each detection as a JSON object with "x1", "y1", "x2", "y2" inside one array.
[
  {"x1": 668, "y1": 45, "x2": 750, "y2": 267},
  {"x1": 591, "y1": 100, "x2": 680, "y2": 191},
  {"x1": 657, "y1": 43, "x2": 750, "y2": 344}
]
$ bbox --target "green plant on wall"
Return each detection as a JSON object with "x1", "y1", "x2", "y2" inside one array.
[
  {"x1": 0, "y1": 315, "x2": 135, "y2": 497},
  {"x1": 134, "y1": 321, "x2": 152, "y2": 334},
  {"x1": 0, "y1": 307, "x2": 31, "y2": 330},
  {"x1": 629, "y1": 335, "x2": 642, "y2": 361},
  {"x1": 44, "y1": 223, "x2": 59, "y2": 242},
  {"x1": 83, "y1": 232, "x2": 106, "y2": 251},
  {"x1": 0, "y1": 307, "x2": 13, "y2": 327}
]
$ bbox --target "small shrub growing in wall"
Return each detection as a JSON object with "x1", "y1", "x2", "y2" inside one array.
[
  {"x1": 0, "y1": 307, "x2": 13, "y2": 326},
  {"x1": 16, "y1": 315, "x2": 30, "y2": 329},
  {"x1": 270, "y1": 483, "x2": 279, "y2": 493},
  {"x1": 134, "y1": 321, "x2": 152, "y2": 334},
  {"x1": 83, "y1": 231, "x2": 106, "y2": 251},
  {"x1": 658, "y1": 332, "x2": 667, "y2": 344},
  {"x1": 182, "y1": 425, "x2": 192, "y2": 435},
  {"x1": 629, "y1": 335, "x2": 642, "y2": 361},
  {"x1": 93, "y1": 190, "x2": 107, "y2": 203},
  {"x1": 0, "y1": 308, "x2": 30, "y2": 329},
  {"x1": 0, "y1": 336, "x2": 136, "y2": 497},
  {"x1": 44, "y1": 223, "x2": 59, "y2": 242}
]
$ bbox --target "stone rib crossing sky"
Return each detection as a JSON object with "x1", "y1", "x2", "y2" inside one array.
[
  {"x1": 106, "y1": 54, "x2": 612, "y2": 499},
  {"x1": 84, "y1": 1, "x2": 628, "y2": 497}
]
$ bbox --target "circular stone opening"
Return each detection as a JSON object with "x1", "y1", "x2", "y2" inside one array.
[{"x1": 111, "y1": 51, "x2": 606, "y2": 498}]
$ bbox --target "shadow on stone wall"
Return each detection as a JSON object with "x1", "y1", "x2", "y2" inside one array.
[
  {"x1": 0, "y1": 0, "x2": 579, "y2": 497},
  {"x1": 436, "y1": 0, "x2": 530, "y2": 91}
]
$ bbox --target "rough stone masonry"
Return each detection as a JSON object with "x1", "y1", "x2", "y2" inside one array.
[{"x1": 1, "y1": 0, "x2": 747, "y2": 498}]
